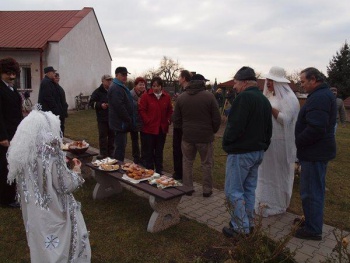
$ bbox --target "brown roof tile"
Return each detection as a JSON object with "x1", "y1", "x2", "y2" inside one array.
[{"x1": 0, "y1": 7, "x2": 93, "y2": 49}]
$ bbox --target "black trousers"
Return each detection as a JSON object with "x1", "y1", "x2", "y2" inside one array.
[
  {"x1": 60, "y1": 116, "x2": 65, "y2": 135},
  {"x1": 172, "y1": 128, "x2": 183, "y2": 179},
  {"x1": 130, "y1": 131, "x2": 146, "y2": 165},
  {"x1": 0, "y1": 146, "x2": 16, "y2": 205},
  {"x1": 143, "y1": 132, "x2": 166, "y2": 174},
  {"x1": 98, "y1": 121, "x2": 115, "y2": 157}
]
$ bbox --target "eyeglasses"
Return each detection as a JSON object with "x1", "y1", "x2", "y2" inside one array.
[{"x1": 5, "y1": 71, "x2": 18, "y2": 76}]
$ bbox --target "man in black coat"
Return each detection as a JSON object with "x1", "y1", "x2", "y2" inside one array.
[
  {"x1": 53, "y1": 73, "x2": 68, "y2": 134},
  {"x1": 89, "y1": 74, "x2": 115, "y2": 158},
  {"x1": 0, "y1": 57, "x2": 23, "y2": 207},
  {"x1": 38, "y1": 66, "x2": 66, "y2": 134}
]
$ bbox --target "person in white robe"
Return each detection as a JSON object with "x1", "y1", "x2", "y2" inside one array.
[
  {"x1": 255, "y1": 66, "x2": 300, "y2": 217},
  {"x1": 7, "y1": 108, "x2": 91, "y2": 263}
]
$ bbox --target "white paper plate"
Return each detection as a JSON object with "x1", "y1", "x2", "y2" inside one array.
[{"x1": 122, "y1": 173, "x2": 159, "y2": 184}]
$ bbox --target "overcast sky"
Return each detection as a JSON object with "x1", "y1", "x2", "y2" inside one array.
[{"x1": 3, "y1": 0, "x2": 350, "y2": 83}]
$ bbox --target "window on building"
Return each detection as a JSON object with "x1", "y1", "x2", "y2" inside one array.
[{"x1": 16, "y1": 64, "x2": 32, "y2": 90}]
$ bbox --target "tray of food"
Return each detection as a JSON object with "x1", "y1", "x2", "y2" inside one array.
[
  {"x1": 67, "y1": 140, "x2": 89, "y2": 154},
  {"x1": 120, "y1": 162, "x2": 141, "y2": 171},
  {"x1": 148, "y1": 175, "x2": 182, "y2": 189},
  {"x1": 98, "y1": 164, "x2": 120, "y2": 171},
  {"x1": 121, "y1": 163, "x2": 159, "y2": 183},
  {"x1": 92, "y1": 157, "x2": 118, "y2": 166}
]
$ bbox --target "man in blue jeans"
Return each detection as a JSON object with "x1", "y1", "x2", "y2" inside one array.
[
  {"x1": 222, "y1": 66, "x2": 272, "y2": 237},
  {"x1": 294, "y1": 67, "x2": 336, "y2": 240}
]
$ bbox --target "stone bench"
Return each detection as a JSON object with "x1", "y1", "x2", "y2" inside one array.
[{"x1": 86, "y1": 163, "x2": 194, "y2": 233}]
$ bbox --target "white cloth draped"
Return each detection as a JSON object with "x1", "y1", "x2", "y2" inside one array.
[
  {"x1": 7, "y1": 109, "x2": 91, "y2": 263},
  {"x1": 255, "y1": 81, "x2": 300, "y2": 217}
]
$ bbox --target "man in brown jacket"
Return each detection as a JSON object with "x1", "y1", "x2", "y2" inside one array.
[{"x1": 173, "y1": 74, "x2": 221, "y2": 197}]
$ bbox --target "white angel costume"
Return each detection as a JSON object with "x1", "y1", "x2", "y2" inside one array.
[
  {"x1": 255, "y1": 80, "x2": 300, "y2": 217},
  {"x1": 7, "y1": 109, "x2": 91, "y2": 263}
]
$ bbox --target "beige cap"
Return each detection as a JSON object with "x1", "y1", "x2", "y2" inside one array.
[{"x1": 101, "y1": 74, "x2": 113, "y2": 81}]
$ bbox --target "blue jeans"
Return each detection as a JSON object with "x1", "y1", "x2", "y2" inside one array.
[
  {"x1": 300, "y1": 160, "x2": 328, "y2": 235},
  {"x1": 225, "y1": 151, "x2": 264, "y2": 233},
  {"x1": 113, "y1": 131, "x2": 127, "y2": 161}
]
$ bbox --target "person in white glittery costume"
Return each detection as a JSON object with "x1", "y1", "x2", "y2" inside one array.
[
  {"x1": 7, "y1": 107, "x2": 91, "y2": 263},
  {"x1": 254, "y1": 66, "x2": 300, "y2": 217}
]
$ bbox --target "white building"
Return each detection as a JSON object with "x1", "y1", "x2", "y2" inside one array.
[{"x1": 0, "y1": 7, "x2": 112, "y2": 109}]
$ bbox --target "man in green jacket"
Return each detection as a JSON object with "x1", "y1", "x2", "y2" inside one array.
[{"x1": 222, "y1": 66, "x2": 272, "y2": 237}]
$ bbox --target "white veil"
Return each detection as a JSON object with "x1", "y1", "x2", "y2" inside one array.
[
  {"x1": 7, "y1": 108, "x2": 62, "y2": 183},
  {"x1": 263, "y1": 81, "x2": 300, "y2": 163}
]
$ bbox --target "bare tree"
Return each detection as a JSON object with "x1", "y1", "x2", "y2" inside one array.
[
  {"x1": 286, "y1": 69, "x2": 302, "y2": 92},
  {"x1": 157, "y1": 56, "x2": 183, "y2": 85},
  {"x1": 145, "y1": 56, "x2": 183, "y2": 87}
]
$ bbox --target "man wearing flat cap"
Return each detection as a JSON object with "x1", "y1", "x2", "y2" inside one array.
[
  {"x1": 0, "y1": 57, "x2": 23, "y2": 207},
  {"x1": 108, "y1": 67, "x2": 135, "y2": 161},
  {"x1": 222, "y1": 66, "x2": 272, "y2": 238},
  {"x1": 173, "y1": 73, "x2": 221, "y2": 197},
  {"x1": 89, "y1": 74, "x2": 115, "y2": 159},
  {"x1": 38, "y1": 66, "x2": 67, "y2": 133}
]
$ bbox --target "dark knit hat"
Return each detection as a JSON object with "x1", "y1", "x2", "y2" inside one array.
[
  {"x1": 191, "y1": 74, "x2": 209, "y2": 82},
  {"x1": 234, "y1": 66, "x2": 257, "y2": 81}
]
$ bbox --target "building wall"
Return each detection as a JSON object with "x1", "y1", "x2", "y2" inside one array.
[
  {"x1": 52, "y1": 11, "x2": 111, "y2": 109},
  {"x1": 0, "y1": 50, "x2": 42, "y2": 102}
]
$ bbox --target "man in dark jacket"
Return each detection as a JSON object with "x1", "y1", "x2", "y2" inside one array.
[
  {"x1": 90, "y1": 74, "x2": 115, "y2": 158},
  {"x1": 215, "y1": 88, "x2": 224, "y2": 113},
  {"x1": 173, "y1": 74, "x2": 221, "y2": 197},
  {"x1": 172, "y1": 70, "x2": 191, "y2": 180},
  {"x1": 38, "y1": 66, "x2": 66, "y2": 133},
  {"x1": 0, "y1": 57, "x2": 23, "y2": 207},
  {"x1": 53, "y1": 73, "x2": 68, "y2": 134},
  {"x1": 222, "y1": 66, "x2": 272, "y2": 238},
  {"x1": 293, "y1": 67, "x2": 336, "y2": 241},
  {"x1": 108, "y1": 67, "x2": 134, "y2": 161}
]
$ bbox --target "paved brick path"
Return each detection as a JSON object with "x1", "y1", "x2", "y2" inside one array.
[{"x1": 178, "y1": 182, "x2": 343, "y2": 263}]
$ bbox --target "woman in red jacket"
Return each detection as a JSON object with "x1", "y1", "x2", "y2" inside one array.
[{"x1": 139, "y1": 77, "x2": 173, "y2": 174}]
